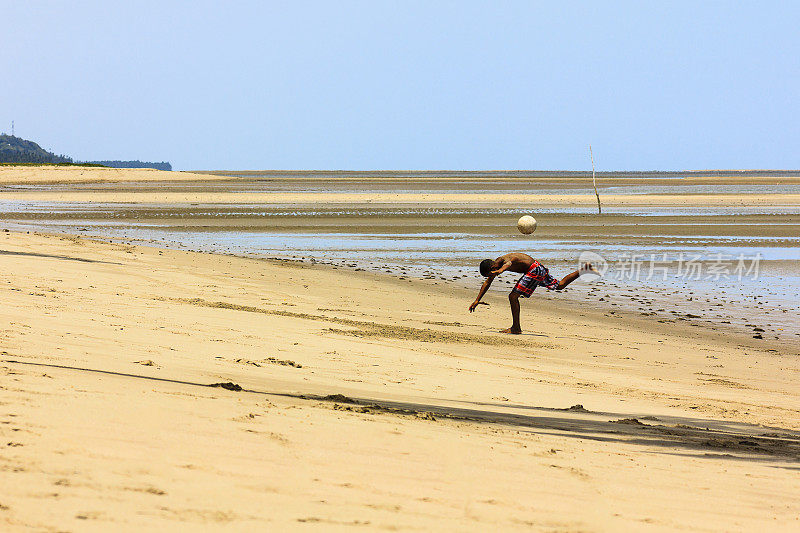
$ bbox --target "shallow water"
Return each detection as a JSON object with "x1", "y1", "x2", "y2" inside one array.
[{"x1": 2, "y1": 175, "x2": 798, "y2": 341}]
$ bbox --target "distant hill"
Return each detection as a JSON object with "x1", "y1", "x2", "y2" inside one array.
[
  {"x1": 81, "y1": 160, "x2": 172, "y2": 171},
  {"x1": 0, "y1": 134, "x2": 72, "y2": 164},
  {"x1": 0, "y1": 134, "x2": 171, "y2": 170}
]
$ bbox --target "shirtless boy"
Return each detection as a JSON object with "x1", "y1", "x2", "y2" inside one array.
[{"x1": 468, "y1": 252, "x2": 595, "y2": 334}]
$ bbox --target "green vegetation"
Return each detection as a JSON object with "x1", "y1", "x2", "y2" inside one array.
[
  {"x1": 0, "y1": 134, "x2": 73, "y2": 164},
  {"x1": 83, "y1": 160, "x2": 172, "y2": 171},
  {"x1": 0, "y1": 162, "x2": 106, "y2": 167},
  {"x1": 0, "y1": 134, "x2": 171, "y2": 170}
]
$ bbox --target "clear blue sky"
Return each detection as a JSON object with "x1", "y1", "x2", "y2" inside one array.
[{"x1": 3, "y1": 1, "x2": 798, "y2": 170}]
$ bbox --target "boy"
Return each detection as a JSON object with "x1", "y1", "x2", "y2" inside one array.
[{"x1": 468, "y1": 252, "x2": 595, "y2": 334}]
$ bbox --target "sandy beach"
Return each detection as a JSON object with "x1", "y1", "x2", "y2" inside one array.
[
  {"x1": 0, "y1": 166, "x2": 221, "y2": 185},
  {"x1": 1, "y1": 167, "x2": 800, "y2": 531}
]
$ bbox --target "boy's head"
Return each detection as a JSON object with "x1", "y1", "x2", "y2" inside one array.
[{"x1": 479, "y1": 259, "x2": 494, "y2": 277}]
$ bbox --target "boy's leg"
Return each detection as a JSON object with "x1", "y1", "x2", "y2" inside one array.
[
  {"x1": 556, "y1": 263, "x2": 597, "y2": 290},
  {"x1": 501, "y1": 292, "x2": 522, "y2": 334}
]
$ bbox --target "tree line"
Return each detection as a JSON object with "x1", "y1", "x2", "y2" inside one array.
[{"x1": 80, "y1": 160, "x2": 172, "y2": 171}]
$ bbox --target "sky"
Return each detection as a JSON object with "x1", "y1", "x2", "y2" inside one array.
[{"x1": 2, "y1": 1, "x2": 799, "y2": 171}]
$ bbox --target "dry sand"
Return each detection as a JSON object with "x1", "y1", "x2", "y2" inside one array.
[
  {"x1": 1, "y1": 167, "x2": 799, "y2": 531},
  {"x1": 0, "y1": 166, "x2": 216, "y2": 184},
  {"x1": 1, "y1": 231, "x2": 799, "y2": 531}
]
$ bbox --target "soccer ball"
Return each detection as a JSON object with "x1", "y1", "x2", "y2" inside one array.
[{"x1": 517, "y1": 215, "x2": 537, "y2": 234}]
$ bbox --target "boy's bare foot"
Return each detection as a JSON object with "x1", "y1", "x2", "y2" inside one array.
[{"x1": 500, "y1": 327, "x2": 522, "y2": 334}]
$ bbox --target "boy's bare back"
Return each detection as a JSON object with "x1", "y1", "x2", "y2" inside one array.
[{"x1": 493, "y1": 252, "x2": 535, "y2": 274}]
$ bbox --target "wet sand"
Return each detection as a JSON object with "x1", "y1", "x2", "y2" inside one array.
[{"x1": 1, "y1": 167, "x2": 799, "y2": 530}]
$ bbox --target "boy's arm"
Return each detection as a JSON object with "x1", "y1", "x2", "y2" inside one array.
[
  {"x1": 469, "y1": 274, "x2": 496, "y2": 312},
  {"x1": 491, "y1": 259, "x2": 512, "y2": 275}
]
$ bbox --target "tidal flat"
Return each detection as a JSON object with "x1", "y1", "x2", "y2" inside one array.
[{"x1": 2, "y1": 169, "x2": 798, "y2": 344}]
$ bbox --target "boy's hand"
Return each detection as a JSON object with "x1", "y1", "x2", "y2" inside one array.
[{"x1": 469, "y1": 301, "x2": 489, "y2": 312}]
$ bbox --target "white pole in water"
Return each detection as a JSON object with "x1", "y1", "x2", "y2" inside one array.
[{"x1": 589, "y1": 144, "x2": 601, "y2": 214}]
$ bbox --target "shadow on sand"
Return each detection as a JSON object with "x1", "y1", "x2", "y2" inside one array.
[
  {"x1": 0, "y1": 249, "x2": 122, "y2": 265},
  {"x1": 5, "y1": 358, "x2": 800, "y2": 465}
]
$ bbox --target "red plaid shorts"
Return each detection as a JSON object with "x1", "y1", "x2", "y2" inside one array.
[{"x1": 512, "y1": 261, "x2": 560, "y2": 297}]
